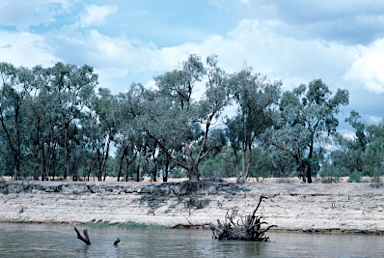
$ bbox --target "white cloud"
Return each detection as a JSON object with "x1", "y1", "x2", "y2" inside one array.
[
  {"x1": 0, "y1": 0, "x2": 70, "y2": 29},
  {"x1": 338, "y1": 129, "x2": 356, "y2": 140},
  {"x1": 370, "y1": 116, "x2": 383, "y2": 124},
  {"x1": 49, "y1": 17, "x2": 359, "y2": 94},
  {"x1": 344, "y1": 39, "x2": 384, "y2": 93},
  {"x1": 0, "y1": 31, "x2": 58, "y2": 67},
  {"x1": 160, "y1": 19, "x2": 357, "y2": 90},
  {"x1": 78, "y1": 5, "x2": 118, "y2": 28}
]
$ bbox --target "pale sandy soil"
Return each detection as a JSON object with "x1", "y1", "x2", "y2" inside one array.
[{"x1": 1, "y1": 179, "x2": 383, "y2": 234}]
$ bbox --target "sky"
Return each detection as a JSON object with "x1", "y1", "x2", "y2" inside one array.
[{"x1": 0, "y1": 0, "x2": 383, "y2": 133}]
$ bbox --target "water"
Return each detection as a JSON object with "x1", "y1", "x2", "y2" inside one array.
[{"x1": 0, "y1": 223, "x2": 383, "y2": 257}]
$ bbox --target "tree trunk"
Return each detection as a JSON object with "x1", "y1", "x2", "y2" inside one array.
[
  {"x1": 102, "y1": 135, "x2": 111, "y2": 181},
  {"x1": 40, "y1": 143, "x2": 48, "y2": 181},
  {"x1": 188, "y1": 163, "x2": 200, "y2": 182},
  {"x1": 87, "y1": 166, "x2": 92, "y2": 181},
  {"x1": 306, "y1": 166, "x2": 313, "y2": 183},
  {"x1": 136, "y1": 164, "x2": 140, "y2": 182},
  {"x1": 233, "y1": 149, "x2": 239, "y2": 180},
  {"x1": 151, "y1": 165, "x2": 157, "y2": 182},
  {"x1": 14, "y1": 105, "x2": 21, "y2": 180},
  {"x1": 237, "y1": 144, "x2": 252, "y2": 184},
  {"x1": 306, "y1": 137, "x2": 314, "y2": 183},
  {"x1": 73, "y1": 159, "x2": 79, "y2": 181},
  {"x1": 125, "y1": 158, "x2": 129, "y2": 182},
  {"x1": 63, "y1": 125, "x2": 69, "y2": 180},
  {"x1": 13, "y1": 152, "x2": 20, "y2": 180},
  {"x1": 163, "y1": 157, "x2": 170, "y2": 182},
  {"x1": 117, "y1": 147, "x2": 127, "y2": 182},
  {"x1": 97, "y1": 149, "x2": 103, "y2": 181},
  {"x1": 151, "y1": 142, "x2": 157, "y2": 182}
]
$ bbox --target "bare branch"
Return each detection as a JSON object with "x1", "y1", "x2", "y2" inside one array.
[{"x1": 74, "y1": 227, "x2": 91, "y2": 245}]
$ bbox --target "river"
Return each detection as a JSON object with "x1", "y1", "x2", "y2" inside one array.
[{"x1": 0, "y1": 223, "x2": 383, "y2": 257}]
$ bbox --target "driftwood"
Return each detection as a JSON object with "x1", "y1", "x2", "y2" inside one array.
[
  {"x1": 185, "y1": 195, "x2": 277, "y2": 241},
  {"x1": 74, "y1": 227, "x2": 91, "y2": 245}
]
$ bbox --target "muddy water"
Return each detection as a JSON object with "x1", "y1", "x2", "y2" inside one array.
[{"x1": 0, "y1": 223, "x2": 383, "y2": 257}]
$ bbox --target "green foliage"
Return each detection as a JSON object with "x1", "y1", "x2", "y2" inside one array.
[
  {"x1": 225, "y1": 67, "x2": 281, "y2": 183},
  {"x1": 267, "y1": 79, "x2": 349, "y2": 183},
  {"x1": 142, "y1": 54, "x2": 231, "y2": 181},
  {"x1": 332, "y1": 113, "x2": 384, "y2": 187},
  {"x1": 348, "y1": 170, "x2": 363, "y2": 183},
  {"x1": 0, "y1": 57, "x2": 357, "y2": 183},
  {"x1": 364, "y1": 140, "x2": 384, "y2": 187},
  {"x1": 199, "y1": 148, "x2": 237, "y2": 179},
  {"x1": 320, "y1": 163, "x2": 341, "y2": 183}
]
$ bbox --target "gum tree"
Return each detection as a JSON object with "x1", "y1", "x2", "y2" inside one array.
[
  {"x1": 364, "y1": 120, "x2": 384, "y2": 187},
  {"x1": 267, "y1": 79, "x2": 349, "y2": 183},
  {"x1": 225, "y1": 67, "x2": 281, "y2": 183},
  {"x1": 143, "y1": 54, "x2": 230, "y2": 182},
  {"x1": 0, "y1": 63, "x2": 34, "y2": 179},
  {"x1": 40, "y1": 63, "x2": 98, "y2": 179}
]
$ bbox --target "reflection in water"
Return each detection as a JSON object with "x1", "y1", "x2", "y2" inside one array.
[
  {"x1": 75, "y1": 245, "x2": 91, "y2": 256},
  {"x1": 0, "y1": 223, "x2": 383, "y2": 257}
]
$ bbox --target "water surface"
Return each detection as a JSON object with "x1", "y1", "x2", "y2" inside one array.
[{"x1": 0, "y1": 223, "x2": 383, "y2": 257}]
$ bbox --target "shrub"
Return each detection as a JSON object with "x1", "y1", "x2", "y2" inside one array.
[
  {"x1": 320, "y1": 163, "x2": 341, "y2": 183},
  {"x1": 348, "y1": 170, "x2": 363, "y2": 183}
]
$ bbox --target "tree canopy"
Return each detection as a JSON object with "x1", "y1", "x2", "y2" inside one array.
[{"x1": 5, "y1": 55, "x2": 379, "y2": 185}]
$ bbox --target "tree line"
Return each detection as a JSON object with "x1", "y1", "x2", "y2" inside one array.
[{"x1": 1, "y1": 54, "x2": 383, "y2": 183}]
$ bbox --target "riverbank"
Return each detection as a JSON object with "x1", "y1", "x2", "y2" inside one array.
[{"x1": 1, "y1": 180, "x2": 384, "y2": 234}]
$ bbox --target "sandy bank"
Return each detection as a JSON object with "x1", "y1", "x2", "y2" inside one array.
[{"x1": 1, "y1": 181, "x2": 384, "y2": 234}]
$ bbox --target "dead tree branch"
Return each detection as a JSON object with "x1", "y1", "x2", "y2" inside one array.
[{"x1": 74, "y1": 227, "x2": 91, "y2": 245}]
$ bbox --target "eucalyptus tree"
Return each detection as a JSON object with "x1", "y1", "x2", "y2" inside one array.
[
  {"x1": 331, "y1": 110, "x2": 367, "y2": 175},
  {"x1": 143, "y1": 54, "x2": 230, "y2": 182},
  {"x1": 38, "y1": 63, "x2": 97, "y2": 179},
  {"x1": 364, "y1": 120, "x2": 384, "y2": 186},
  {"x1": 225, "y1": 67, "x2": 281, "y2": 183},
  {"x1": 90, "y1": 88, "x2": 119, "y2": 181},
  {"x1": 266, "y1": 79, "x2": 349, "y2": 183},
  {"x1": 0, "y1": 63, "x2": 35, "y2": 179},
  {"x1": 114, "y1": 83, "x2": 147, "y2": 181},
  {"x1": 21, "y1": 66, "x2": 48, "y2": 179}
]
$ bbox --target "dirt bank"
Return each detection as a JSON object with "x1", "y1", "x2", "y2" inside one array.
[{"x1": 1, "y1": 181, "x2": 384, "y2": 234}]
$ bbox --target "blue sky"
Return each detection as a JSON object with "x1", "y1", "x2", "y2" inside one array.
[{"x1": 1, "y1": 0, "x2": 383, "y2": 133}]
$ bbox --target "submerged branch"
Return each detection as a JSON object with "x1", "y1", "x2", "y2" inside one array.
[{"x1": 74, "y1": 227, "x2": 91, "y2": 245}]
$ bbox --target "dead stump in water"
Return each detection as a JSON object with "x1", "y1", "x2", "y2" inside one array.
[
  {"x1": 211, "y1": 195, "x2": 277, "y2": 241},
  {"x1": 74, "y1": 227, "x2": 91, "y2": 245}
]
